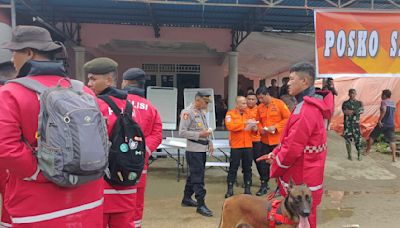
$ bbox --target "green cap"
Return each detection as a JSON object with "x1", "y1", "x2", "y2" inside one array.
[{"x1": 83, "y1": 57, "x2": 118, "y2": 75}]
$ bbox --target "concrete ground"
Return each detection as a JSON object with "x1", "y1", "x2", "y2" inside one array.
[
  {"x1": 143, "y1": 132, "x2": 400, "y2": 228},
  {"x1": 1, "y1": 132, "x2": 399, "y2": 227}
]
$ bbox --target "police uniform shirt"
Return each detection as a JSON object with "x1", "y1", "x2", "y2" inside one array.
[{"x1": 179, "y1": 105, "x2": 212, "y2": 152}]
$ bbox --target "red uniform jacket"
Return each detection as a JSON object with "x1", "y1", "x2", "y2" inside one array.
[
  {"x1": 270, "y1": 88, "x2": 333, "y2": 208},
  {"x1": 0, "y1": 71, "x2": 103, "y2": 226},
  {"x1": 127, "y1": 94, "x2": 162, "y2": 189},
  {"x1": 98, "y1": 89, "x2": 142, "y2": 213}
]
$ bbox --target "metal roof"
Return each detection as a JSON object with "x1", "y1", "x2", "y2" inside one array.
[{"x1": 1, "y1": 0, "x2": 399, "y2": 33}]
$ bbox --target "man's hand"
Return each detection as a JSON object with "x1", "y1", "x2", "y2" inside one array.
[
  {"x1": 267, "y1": 125, "x2": 276, "y2": 133},
  {"x1": 199, "y1": 130, "x2": 211, "y2": 138},
  {"x1": 208, "y1": 143, "x2": 214, "y2": 156},
  {"x1": 378, "y1": 122, "x2": 383, "y2": 127},
  {"x1": 256, "y1": 153, "x2": 276, "y2": 164}
]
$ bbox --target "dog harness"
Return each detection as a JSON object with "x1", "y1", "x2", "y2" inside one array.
[{"x1": 267, "y1": 199, "x2": 295, "y2": 228}]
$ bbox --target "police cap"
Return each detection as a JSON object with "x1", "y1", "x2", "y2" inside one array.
[{"x1": 123, "y1": 68, "x2": 146, "y2": 81}]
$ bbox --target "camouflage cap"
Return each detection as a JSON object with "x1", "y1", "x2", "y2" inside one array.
[{"x1": 83, "y1": 57, "x2": 118, "y2": 75}]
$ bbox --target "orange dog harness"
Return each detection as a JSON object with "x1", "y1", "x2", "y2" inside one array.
[{"x1": 267, "y1": 199, "x2": 295, "y2": 228}]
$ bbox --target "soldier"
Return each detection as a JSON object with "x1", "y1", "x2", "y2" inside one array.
[
  {"x1": 342, "y1": 89, "x2": 364, "y2": 161},
  {"x1": 179, "y1": 91, "x2": 214, "y2": 217}
]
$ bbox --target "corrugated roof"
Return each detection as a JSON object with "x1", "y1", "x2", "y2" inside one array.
[{"x1": 0, "y1": 0, "x2": 398, "y2": 32}]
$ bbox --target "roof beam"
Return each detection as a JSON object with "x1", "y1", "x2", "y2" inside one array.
[
  {"x1": 115, "y1": 0, "x2": 398, "y2": 10},
  {"x1": 147, "y1": 3, "x2": 160, "y2": 38}
]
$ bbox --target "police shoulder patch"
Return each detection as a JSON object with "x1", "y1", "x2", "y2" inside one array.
[
  {"x1": 226, "y1": 115, "x2": 232, "y2": 122},
  {"x1": 183, "y1": 112, "x2": 189, "y2": 120}
]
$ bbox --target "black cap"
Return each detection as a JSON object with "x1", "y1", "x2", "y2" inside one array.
[{"x1": 123, "y1": 68, "x2": 146, "y2": 81}]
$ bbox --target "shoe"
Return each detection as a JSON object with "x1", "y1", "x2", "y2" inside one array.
[
  {"x1": 347, "y1": 156, "x2": 353, "y2": 161},
  {"x1": 256, "y1": 181, "x2": 268, "y2": 196},
  {"x1": 196, "y1": 205, "x2": 213, "y2": 217},
  {"x1": 225, "y1": 183, "x2": 234, "y2": 198},
  {"x1": 181, "y1": 198, "x2": 198, "y2": 207},
  {"x1": 244, "y1": 185, "x2": 252, "y2": 195}
]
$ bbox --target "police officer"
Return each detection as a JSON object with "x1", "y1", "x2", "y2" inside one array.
[
  {"x1": 342, "y1": 89, "x2": 364, "y2": 161},
  {"x1": 179, "y1": 91, "x2": 214, "y2": 217}
]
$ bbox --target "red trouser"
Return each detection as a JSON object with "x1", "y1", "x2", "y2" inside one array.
[
  {"x1": 12, "y1": 206, "x2": 103, "y2": 228},
  {"x1": 103, "y1": 211, "x2": 135, "y2": 228},
  {"x1": 308, "y1": 205, "x2": 317, "y2": 228},
  {"x1": 0, "y1": 171, "x2": 11, "y2": 228},
  {"x1": 133, "y1": 171, "x2": 147, "y2": 228}
]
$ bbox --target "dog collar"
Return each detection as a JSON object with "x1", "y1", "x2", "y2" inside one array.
[{"x1": 267, "y1": 199, "x2": 296, "y2": 228}]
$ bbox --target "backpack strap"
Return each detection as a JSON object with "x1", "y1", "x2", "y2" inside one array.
[
  {"x1": 8, "y1": 77, "x2": 48, "y2": 94},
  {"x1": 98, "y1": 95, "x2": 122, "y2": 116},
  {"x1": 124, "y1": 100, "x2": 133, "y2": 118}
]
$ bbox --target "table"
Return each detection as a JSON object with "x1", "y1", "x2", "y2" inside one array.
[{"x1": 153, "y1": 138, "x2": 230, "y2": 181}]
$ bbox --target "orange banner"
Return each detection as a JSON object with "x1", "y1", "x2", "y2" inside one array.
[{"x1": 315, "y1": 11, "x2": 400, "y2": 78}]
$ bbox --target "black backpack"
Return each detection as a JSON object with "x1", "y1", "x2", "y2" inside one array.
[{"x1": 98, "y1": 95, "x2": 145, "y2": 186}]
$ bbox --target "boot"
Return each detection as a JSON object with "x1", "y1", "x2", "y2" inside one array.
[
  {"x1": 225, "y1": 183, "x2": 234, "y2": 198},
  {"x1": 196, "y1": 199, "x2": 213, "y2": 217},
  {"x1": 346, "y1": 142, "x2": 352, "y2": 161},
  {"x1": 357, "y1": 150, "x2": 362, "y2": 161},
  {"x1": 181, "y1": 194, "x2": 198, "y2": 207},
  {"x1": 256, "y1": 181, "x2": 268, "y2": 196},
  {"x1": 244, "y1": 183, "x2": 252, "y2": 195}
]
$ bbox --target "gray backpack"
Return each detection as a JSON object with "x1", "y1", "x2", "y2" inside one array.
[{"x1": 9, "y1": 77, "x2": 110, "y2": 187}]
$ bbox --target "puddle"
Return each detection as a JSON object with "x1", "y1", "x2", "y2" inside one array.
[{"x1": 320, "y1": 207, "x2": 354, "y2": 223}]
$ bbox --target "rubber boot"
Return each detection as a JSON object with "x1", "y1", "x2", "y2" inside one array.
[
  {"x1": 256, "y1": 180, "x2": 268, "y2": 196},
  {"x1": 225, "y1": 183, "x2": 234, "y2": 198}
]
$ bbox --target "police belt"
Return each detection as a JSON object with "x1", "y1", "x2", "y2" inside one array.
[{"x1": 188, "y1": 139, "x2": 209, "y2": 145}]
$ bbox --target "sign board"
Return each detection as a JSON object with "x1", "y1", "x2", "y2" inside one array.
[
  {"x1": 147, "y1": 86, "x2": 178, "y2": 130},
  {"x1": 0, "y1": 23, "x2": 11, "y2": 64},
  {"x1": 184, "y1": 88, "x2": 216, "y2": 130},
  {"x1": 315, "y1": 11, "x2": 400, "y2": 78}
]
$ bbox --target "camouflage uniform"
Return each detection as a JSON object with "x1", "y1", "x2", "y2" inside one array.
[{"x1": 342, "y1": 99, "x2": 364, "y2": 160}]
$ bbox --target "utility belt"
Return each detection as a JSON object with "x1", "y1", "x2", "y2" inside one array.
[{"x1": 188, "y1": 139, "x2": 209, "y2": 146}]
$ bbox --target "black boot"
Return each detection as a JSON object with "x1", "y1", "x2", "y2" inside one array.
[
  {"x1": 244, "y1": 184, "x2": 252, "y2": 195},
  {"x1": 196, "y1": 200, "x2": 213, "y2": 217},
  {"x1": 225, "y1": 183, "x2": 234, "y2": 198},
  {"x1": 256, "y1": 181, "x2": 268, "y2": 196},
  {"x1": 346, "y1": 142, "x2": 352, "y2": 161},
  {"x1": 181, "y1": 194, "x2": 198, "y2": 207},
  {"x1": 181, "y1": 197, "x2": 197, "y2": 207}
]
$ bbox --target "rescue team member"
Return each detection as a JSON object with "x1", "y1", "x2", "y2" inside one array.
[
  {"x1": 246, "y1": 92, "x2": 262, "y2": 190},
  {"x1": 342, "y1": 89, "x2": 364, "y2": 161},
  {"x1": 255, "y1": 87, "x2": 290, "y2": 196},
  {"x1": 122, "y1": 68, "x2": 163, "y2": 228},
  {"x1": 224, "y1": 96, "x2": 257, "y2": 198},
  {"x1": 179, "y1": 91, "x2": 214, "y2": 217},
  {"x1": 84, "y1": 58, "x2": 139, "y2": 228},
  {"x1": 258, "y1": 62, "x2": 333, "y2": 228},
  {"x1": 0, "y1": 26, "x2": 103, "y2": 227},
  {"x1": 0, "y1": 61, "x2": 16, "y2": 228}
]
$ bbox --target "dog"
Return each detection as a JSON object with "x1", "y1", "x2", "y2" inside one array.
[{"x1": 219, "y1": 178, "x2": 312, "y2": 228}]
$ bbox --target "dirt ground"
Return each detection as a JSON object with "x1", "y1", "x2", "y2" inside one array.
[
  {"x1": 2, "y1": 132, "x2": 400, "y2": 227},
  {"x1": 143, "y1": 132, "x2": 400, "y2": 228}
]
